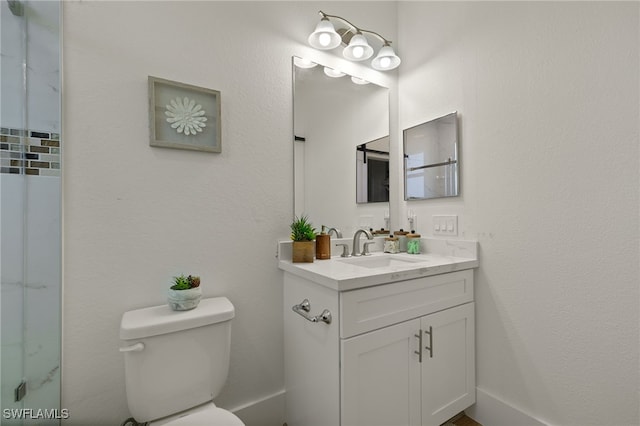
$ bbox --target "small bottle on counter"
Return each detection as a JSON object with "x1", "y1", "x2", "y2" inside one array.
[
  {"x1": 406, "y1": 230, "x2": 421, "y2": 254},
  {"x1": 316, "y1": 226, "x2": 331, "y2": 260},
  {"x1": 394, "y1": 229, "x2": 409, "y2": 252},
  {"x1": 383, "y1": 234, "x2": 399, "y2": 253}
]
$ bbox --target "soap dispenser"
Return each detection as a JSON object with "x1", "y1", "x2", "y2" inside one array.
[
  {"x1": 316, "y1": 226, "x2": 331, "y2": 260},
  {"x1": 406, "y1": 230, "x2": 421, "y2": 254}
]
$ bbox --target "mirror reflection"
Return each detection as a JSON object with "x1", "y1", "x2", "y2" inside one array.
[
  {"x1": 404, "y1": 112, "x2": 459, "y2": 200},
  {"x1": 356, "y1": 136, "x2": 389, "y2": 203},
  {"x1": 293, "y1": 57, "x2": 390, "y2": 233}
]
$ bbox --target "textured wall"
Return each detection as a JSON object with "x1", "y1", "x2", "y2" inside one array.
[
  {"x1": 62, "y1": 2, "x2": 640, "y2": 425},
  {"x1": 397, "y1": 2, "x2": 639, "y2": 425},
  {"x1": 61, "y1": 2, "x2": 396, "y2": 424}
]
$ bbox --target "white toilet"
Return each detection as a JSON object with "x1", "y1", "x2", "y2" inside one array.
[{"x1": 120, "y1": 297, "x2": 244, "y2": 425}]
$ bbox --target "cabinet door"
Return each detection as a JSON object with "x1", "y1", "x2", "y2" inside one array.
[
  {"x1": 421, "y1": 303, "x2": 475, "y2": 426},
  {"x1": 342, "y1": 319, "x2": 422, "y2": 426}
]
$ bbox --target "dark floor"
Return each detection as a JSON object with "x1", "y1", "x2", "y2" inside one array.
[{"x1": 451, "y1": 414, "x2": 482, "y2": 426}]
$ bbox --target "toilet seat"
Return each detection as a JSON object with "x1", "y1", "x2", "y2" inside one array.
[{"x1": 152, "y1": 402, "x2": 244, "y2": 426}]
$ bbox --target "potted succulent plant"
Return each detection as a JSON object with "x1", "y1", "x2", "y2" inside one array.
[
  {"x1": 167, "y1": 274, "x2": 202, "y2": 311},
  {"x1": 290, "y1": 215, "x2": 317, "y2": 263}
]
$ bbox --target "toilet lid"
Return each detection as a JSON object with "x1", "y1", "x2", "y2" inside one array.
[{"x1": 164, "y1": 406, "x2": 244, "y2": 426}]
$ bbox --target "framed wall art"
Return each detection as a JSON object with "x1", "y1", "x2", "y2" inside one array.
[{"x1": 149, "y1": 76, "x2": 221, "y2": 153}]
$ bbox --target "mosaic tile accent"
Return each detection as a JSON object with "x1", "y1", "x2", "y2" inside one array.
[{"x1": 0, "y1": 127, "x2": 61, "y2": 177}]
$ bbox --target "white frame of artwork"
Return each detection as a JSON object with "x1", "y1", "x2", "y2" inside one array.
[{"x1": 149, "y1": 76, "x2": 221, "y2": 153}]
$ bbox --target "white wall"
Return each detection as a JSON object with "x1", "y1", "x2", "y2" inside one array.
[
  {"x1": 63, "y1": 2, "x2": 639, "y2": 425},
  {"x1": 61, "y1": 1, "x2": 396, "y2": 424},
  {"x1": 397, "y1": 2, "x2": 639, "y2": 425}
]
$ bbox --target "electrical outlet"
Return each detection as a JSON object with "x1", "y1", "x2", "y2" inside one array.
[{"x1": 433, "y1": 215, "x2": 458, "y2": 236}]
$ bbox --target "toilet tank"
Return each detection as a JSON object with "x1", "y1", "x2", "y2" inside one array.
[{"x1": 120, "y1": 297, "x2": 235, "y2": 423}]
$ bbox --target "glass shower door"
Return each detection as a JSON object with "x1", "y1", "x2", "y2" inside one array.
[{"x1": 1, "y1": 0, "x2": 62, "y2": 424}]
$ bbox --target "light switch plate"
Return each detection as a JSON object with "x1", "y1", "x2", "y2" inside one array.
[{"x1": 433, "y1": 215, "x2": 458, "y2": 236}]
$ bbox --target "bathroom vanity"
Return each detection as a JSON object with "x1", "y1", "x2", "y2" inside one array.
[{"x1": 278, "y1": 238, "x2": 478, "y2": 426}]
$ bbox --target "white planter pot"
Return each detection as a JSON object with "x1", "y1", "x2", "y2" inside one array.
[{"x1": 167, "y1": 287, "x2": 202, "y2": 311}]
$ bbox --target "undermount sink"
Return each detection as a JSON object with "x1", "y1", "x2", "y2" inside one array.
[{"x1": 338, "y1": 255, "x2": 425, "y2": 269}]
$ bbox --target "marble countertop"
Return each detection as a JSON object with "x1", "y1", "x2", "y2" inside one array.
[{"x1": 277, "y1": 238, "x2": 479, "y2": 292}]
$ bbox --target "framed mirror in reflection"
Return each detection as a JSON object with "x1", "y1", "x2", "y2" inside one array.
[
  {"x1": 293, "y1": 57, "x2": 390, "y2": 234},
  {"x1": 403, "y1": 112, "x2": 459, "y2": 200}
]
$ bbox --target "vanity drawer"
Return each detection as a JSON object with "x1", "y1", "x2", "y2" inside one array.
[{"x1": 339, "y1": 270, "x2": 473, "y2": 338}]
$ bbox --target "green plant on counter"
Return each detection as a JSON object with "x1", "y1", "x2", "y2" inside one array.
[
  {"x1": 171, "y1": 274, "x2": 201, "y2": 290},
  {"x1": 290, "y1": 215, "x2": 317, "y2": 242}
]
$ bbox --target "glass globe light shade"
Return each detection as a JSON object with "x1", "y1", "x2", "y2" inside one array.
[
  {"x1": 308, "y1": 18, "x2": 341, "y2": 50},
  {"x1": 371, "y1": 44, "x2": 401, "y2": 71},
  {"x1": 323, "y1": 67, "x2": 346, "y2": 78},
  {"x1": 343, "y1": 33, "x2": 374, "y2": 61}
]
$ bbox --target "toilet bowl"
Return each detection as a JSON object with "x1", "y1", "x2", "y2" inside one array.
[
  {"x1": 120, "y1": 297, "x2": 244, "y2": 425},
  {"x1": 150, "y1": 402, "x2": 242, "y2": 425}
]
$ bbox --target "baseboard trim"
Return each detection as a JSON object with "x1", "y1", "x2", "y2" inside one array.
[
  {"x1": 228, "y1": 387, "x2": 549, "y2": 426},
  {"x1": 466, "y1": 387, "x2": 549, "y2": 426},
  {"x1": 229, "y1": 389, "x2": 285, "y2": 426}
]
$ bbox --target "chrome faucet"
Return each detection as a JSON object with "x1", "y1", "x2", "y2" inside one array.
[
  {"x1": 327, "y1": 227, "x2": 342, "y2": 238},
  {"x1": 351, "y1": 228, "x2": 374, "y2": 257}
]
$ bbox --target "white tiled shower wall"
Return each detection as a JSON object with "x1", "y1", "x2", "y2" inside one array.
[
  {"x1": 1, "y1": 175, "x2": 62, "y2": 418},
  {"x1": 1, "y1": 0, "x2": 61, "y2": 419}
]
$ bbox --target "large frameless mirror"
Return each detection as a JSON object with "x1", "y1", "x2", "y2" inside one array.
[
  {"x1": 293, "y1": 57, "x2": 390, "y2": 234},
  {"x1": 404, "y1": 112, "x2": 459, "y2": 200}
]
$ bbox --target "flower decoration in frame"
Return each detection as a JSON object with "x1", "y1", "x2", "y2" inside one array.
[{"x1": 149, "y1": 76, "x2": 221, "y2": 153}]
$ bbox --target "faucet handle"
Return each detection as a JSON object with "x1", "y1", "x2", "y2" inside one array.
[
  {"x1": 362, "y1": 241, "x2": 376, "y2": 256},
  {"x1": 336, "y1": 243, "x2": 350, "y2": 258}
]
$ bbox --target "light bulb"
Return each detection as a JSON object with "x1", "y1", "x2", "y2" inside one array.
[
  {"x1": 343, "y1": 33, "x2": 373, "y2": 61},
  {"x1": 308, "y1": 18, "x2": 341, "y2": 50},
  {"x1": 319, "y1": 33, "x2": 331, "y2": 47},
  {"x1": 371, "y1": 44, "x2": 401, "y2": 71}
]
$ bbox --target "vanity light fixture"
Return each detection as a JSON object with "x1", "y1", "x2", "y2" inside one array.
[
  {"x1": 343, "y1": 32, "x2": 374, "y2": 61},
  {"x1": 324, "y1": 67, "x2": 346, "y2": 78},
  {"x1": 293, "y1": 57, "x2": 318, "y2": 69},
  {"x1": 308, "y1": 11, "x2": 401, "y2": 71},
  {"x1": 294, "y1": 57, "x2": 369, "y2": 86},
  {"x1": 371, "y1": 43, "x2": 402, "y2": 71},
  {"x1": 308, "y1": 16, "x2": 342, "y2": 50},
  {"x1": 350, "y1": 76, "x2": 369, "y2": 85}
]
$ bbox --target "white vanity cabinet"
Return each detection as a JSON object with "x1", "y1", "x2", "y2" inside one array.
[{"x1": 283, "y1": 268, "x2": 476, "y2": 426}]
